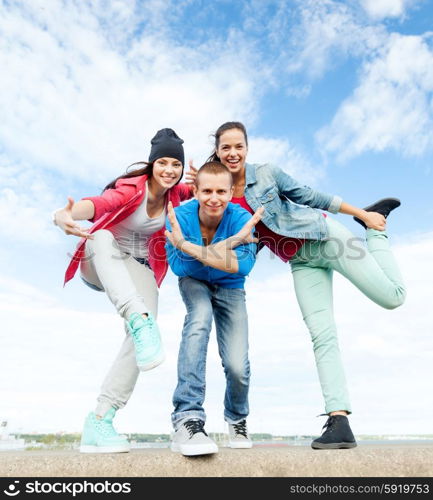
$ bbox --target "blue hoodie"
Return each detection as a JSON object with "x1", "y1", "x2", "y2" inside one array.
[{"x1": 165, "y1": 199, "x2": 257, "y2": 289}]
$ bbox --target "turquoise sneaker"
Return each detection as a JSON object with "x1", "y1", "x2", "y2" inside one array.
[
  {"x1": 127, "y1": 312, "x2": 165, "y2": 371},
  {"x1": 79, "y1": 408, "x2": 130, "y2": 453}
]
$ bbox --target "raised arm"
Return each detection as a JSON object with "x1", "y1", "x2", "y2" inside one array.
[
  {"x1": 53, "y1": 197, "x2": 95, "y2": 238},
  {"x1": 165, "y1": 202, "x2": 262, "y2": 274},
  {"x1": 272, "y1": 165, "x2": 386, "y2": 229},
  {"x1": 338, "y1": 201, "x2": 386, "y2": 230},
  {"x1": 273, "y1": 165, "x2": 341, "y2": 213},
  {"x1": 213, "y1": 206, "x2": 264, "y2": 250}
]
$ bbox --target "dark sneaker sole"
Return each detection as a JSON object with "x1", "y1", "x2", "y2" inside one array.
[
  {"x1": 354, "y1": 197, "x2": 401, "y2": 228},
  {"x1": 363, "y1": 197, "x2": 400, "y2": 211},
  {"x1": 311, "y1": 441, "x2": 357, "y2": 450}
]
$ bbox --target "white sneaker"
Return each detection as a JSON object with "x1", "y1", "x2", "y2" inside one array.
[
  {"x1": 228, "y1": 419, "x2": 252, "y2": 449},
  {"x1": 171, "y1": 419, "x2": 218, "y2": 456}
]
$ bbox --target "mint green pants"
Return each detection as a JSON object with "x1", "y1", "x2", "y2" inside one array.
[{"x1": 290, "y1": 217, "x2": 406, "y2": 414}]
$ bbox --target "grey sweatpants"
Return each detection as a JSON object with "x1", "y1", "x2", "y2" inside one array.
[{"x1": 80, "y1": 229, "x2": 159, "y2": 416}]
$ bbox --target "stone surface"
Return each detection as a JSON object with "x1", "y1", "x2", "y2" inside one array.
[{"x1": 0, "y1": 444, "x2": 432, "y2": 477}]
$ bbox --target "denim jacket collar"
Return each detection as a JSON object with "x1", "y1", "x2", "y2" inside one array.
[{"x1": 245, "y1": 163, "x2": 257, "y2": 186}]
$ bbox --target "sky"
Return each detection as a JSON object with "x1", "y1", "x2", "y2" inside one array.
[{"x1": 0, "y1": 0, "x2": 432, "y2": 438}]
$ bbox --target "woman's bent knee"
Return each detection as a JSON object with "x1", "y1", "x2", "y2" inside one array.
[
  {"x1": 85, "y1": 229, "x2": 114, "y2": 252},
  {"x1": 92, "y1": 229, "x2": 115, "y2": 242}
]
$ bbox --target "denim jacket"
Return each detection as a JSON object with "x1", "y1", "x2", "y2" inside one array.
[{"x1": 244, "y1": 163, "x2": 342, "y2": 240}]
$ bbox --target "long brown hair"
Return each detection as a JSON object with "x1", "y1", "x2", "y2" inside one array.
[
  {"x1": 207, "y1": 121, "x2": 249, "y2": 162},
  {"x1": 103, "y1": 161, "x2": 153, "y2": 192}
]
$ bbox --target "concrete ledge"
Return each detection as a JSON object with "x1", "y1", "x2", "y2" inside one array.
[{"x1": 1, "y1": 444, "x2": 432, "y2": 477}]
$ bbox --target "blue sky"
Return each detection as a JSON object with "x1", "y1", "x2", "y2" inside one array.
[{"x1": 0, "y1": 0, "x2": 432, "y2": 437}]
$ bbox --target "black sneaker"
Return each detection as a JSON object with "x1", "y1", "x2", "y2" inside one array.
[
  {"x1": 353, "y1": 197, "x2": 401, "y2": 229},
  {"x1": 311, "y1": 415, "x2": 357, "y2": 450}
]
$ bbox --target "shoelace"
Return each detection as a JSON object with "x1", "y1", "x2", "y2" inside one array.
[
  {"x1": 233, "y1": 420, "x2": 248, "y2": 438},
  {"x1": 145, "y1": 318, "x2": 159, "y2": 346},
  {"x1": 320, "y1": 415, "x2": 338, "y2": 435},
  {"x1": 184, "y1": 419, "x2": 207, "y2": 437},
  {"x1": 94, "y1": 417, "x2": 118, "y2": 437},
  {"x1": 130, "y1": 316, "x2": 158, "y2": 350},
  {"x1": 130, "y1": 327, "x2": 144, "y2": 349}
]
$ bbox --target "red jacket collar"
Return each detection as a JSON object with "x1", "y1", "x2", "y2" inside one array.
[{"x1": 115, "y1": 174, "x2": 148, "y2": 189}]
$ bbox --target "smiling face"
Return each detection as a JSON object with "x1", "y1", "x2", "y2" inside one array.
[
  {"x1": 194, "y1": 171, "x2": 234, "y2": 223},
  {"x1": 216, "y1": 128, "x2": 248, "y2": 176},
  {"x1": 151, "y1": 157, "x2": 183, "y2": 189}
]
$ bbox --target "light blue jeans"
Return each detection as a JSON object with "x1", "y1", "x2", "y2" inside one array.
[
  {"x1": 290, "y1": 217, "x2": 406, "y2": 414},
  {"x1": 171, "y1": 276, "x2": 250, "y2": 429}
]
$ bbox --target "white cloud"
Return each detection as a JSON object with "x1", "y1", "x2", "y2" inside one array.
[
  {"x1": 0, "y1": 186, "x2": 57, "y2": 246},
  {"x1": 0, "y1": 275, "x2": 56, "y2": 308},
  {"x1": 0, "y1": 157, "x2": 69, "y2": 246},
  {"x1": 317, "y1": 33, "x2": 433, "y2": 160},
  {"x1": 0, "y1": 0, "x2": 333, "y2": 250},
  {"x1": 248, "y1": 137, "x2": 324, "y2": 185},
  {"x1": 285, "y1": 0, "x2": 386, "y2": 80},
  {"x1": 1, "y1": 231, "x2": 432, "y2": 435},
  {"x1": 0, "y1": 1, "x2": 262, "y2": 185},
  {"x1": 360, "y1": 0, "x2": 420, "y2": 20},
  {"x1": 1, "y1": 0, "x2": 432, "y2": 438}
]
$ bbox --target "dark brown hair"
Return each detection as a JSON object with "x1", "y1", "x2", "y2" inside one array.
[
  {"x1": 102, "y1": 157, "x2": 184, "y2": 192},
  {"x1": 103, "y1": 162, "x2": 153, "y2": 192},
  {"x1": 207, "y1": 121, "x2": 248, "y2": 163}
]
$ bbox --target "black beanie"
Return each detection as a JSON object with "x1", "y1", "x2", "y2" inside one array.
[{"x1": 148, "y1": 128, "x2": 185, "y2": 166}]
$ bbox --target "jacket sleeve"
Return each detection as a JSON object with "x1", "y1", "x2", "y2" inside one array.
[
  {"x1": 176, "y1": 182, "x2": 195, "y2": 202},
  {"x1": 82, "y1": 183, "x2": 137, "y2": 223},
  {"x1": 272, "y1": 165, "x2": 342, "y2": 214},
  {"x1": 231, "y1": 211, "x2": 257, "y2": 277}
]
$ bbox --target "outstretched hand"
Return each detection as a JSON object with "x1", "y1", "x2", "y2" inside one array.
[
  {"x1": 229, "y1": 206, "x2": 265, "y2": 248},
  {"x1": 54, "y1": 197, "x2": 93, "y2": 239},
  {"x1": 165, "y1": 201, "x2": 186, "y2": 249},
  {"x1": 184, "y1": 159, "x2": 198, "y2": 184},
  {"x1": 360, "y1": 211, "x2": 386, "y2": 231}
]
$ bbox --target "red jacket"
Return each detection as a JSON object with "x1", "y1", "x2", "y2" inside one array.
[{"x1": 64, "y1": 175, "x2": 193, "y2": 287}]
